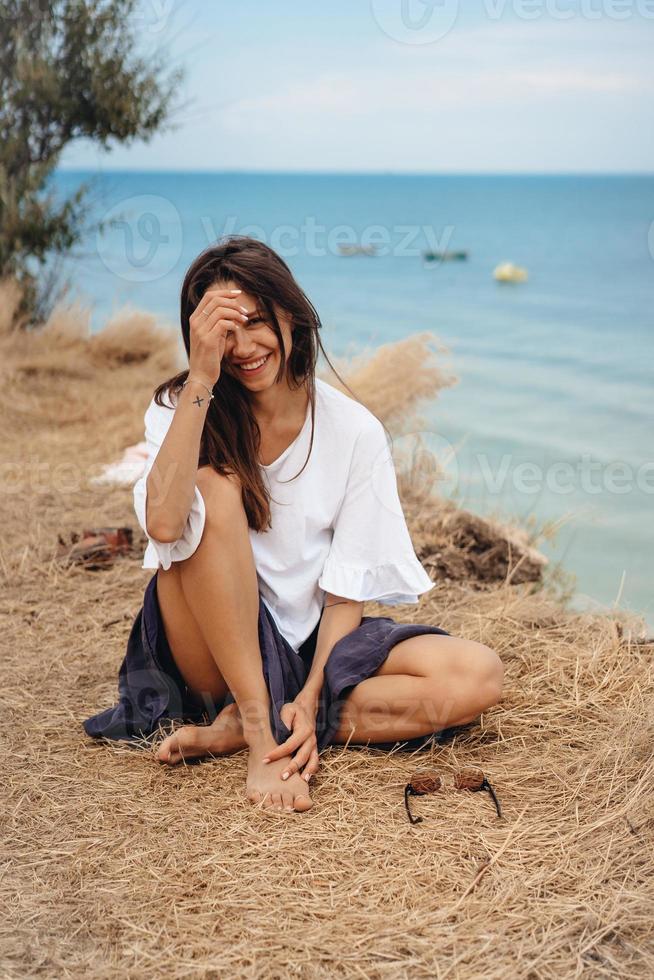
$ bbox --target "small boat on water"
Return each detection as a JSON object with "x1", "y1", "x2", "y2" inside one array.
[
  {"x1": 493, "y1": 261, "x2": 528, "y2": 283},
  {"x1": 423, "y1": 250, "x2": 468, "y2": 262},
  {"x1": 338, "y1": 244, "x2": 377, "y2": 256}
]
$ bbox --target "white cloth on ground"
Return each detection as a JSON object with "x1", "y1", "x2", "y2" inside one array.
[{"x1": 90, "y1": 442, "x2": 149, "y2": 486}]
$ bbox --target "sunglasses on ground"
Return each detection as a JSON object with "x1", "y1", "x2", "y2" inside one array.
[{"x1": 404, "y1": 767, "x2": 503, "y2": 824}]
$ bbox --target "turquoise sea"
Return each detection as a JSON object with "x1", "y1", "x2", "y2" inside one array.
[{"x1": 52, "y1": 170, "x2": 654, "y2": 630}]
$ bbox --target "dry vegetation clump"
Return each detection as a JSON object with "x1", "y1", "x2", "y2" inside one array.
[
  {"x1": 326, "y1": 331, "x2": 458, "y2": 435},
  {"x1": 1, "y1": 282, "x2": 652, "y2": 979},
  {"x1": 412, "y1": 502, "x2": 549, "y2": 589}
]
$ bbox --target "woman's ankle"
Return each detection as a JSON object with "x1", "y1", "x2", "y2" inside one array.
[
  {"x1": 233, "y1": 698, "x2": 276, "y2": 747},
  {"x1": 243, "y1": 725, "x2": 277, "y2": 749}
]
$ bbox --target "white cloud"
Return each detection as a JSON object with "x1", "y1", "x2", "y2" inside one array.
[
  {"x1": 512, "y1": 69, "x2": 636, "y2": 93},
  {"x1": 221, "y1": 73, "x2": 366, "y2": 120},
  {"x1": 218, "y1": 62, "x2": 638, "y2": 139},
  {"x1": 58, "y1": 7, "x2": 654, "y2": 172}
]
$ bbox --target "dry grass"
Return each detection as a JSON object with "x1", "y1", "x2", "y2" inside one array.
[
  {"x1": 324, "y1": 331, "x2": 458, "y2": 435},
  {"x1": 1, "y1": 285, "x2": 653, "y2": 979}
]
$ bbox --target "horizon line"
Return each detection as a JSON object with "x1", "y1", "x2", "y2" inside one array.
[{"x1": 54, "y1": 167, "x2": 654, "y2": 179}]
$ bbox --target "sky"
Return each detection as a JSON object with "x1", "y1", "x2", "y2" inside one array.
[{"x1": 59, "y1": 0, "x2": 654, "y2": 174}]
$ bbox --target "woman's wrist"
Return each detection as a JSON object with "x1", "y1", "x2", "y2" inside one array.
[
  {"x1": 181, "y1": 375, "x2": 215, "y2": 407},
  {"x1": 186, "y1": 372, "x2": 217, "y2": 392},
  {"x1": 299, "y1": 674, "x2": 323, "y2": 701}
]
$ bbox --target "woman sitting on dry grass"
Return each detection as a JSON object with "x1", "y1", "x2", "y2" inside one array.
[{"x1": 83, "y1": 236, "x2": 504, "y2": 813}]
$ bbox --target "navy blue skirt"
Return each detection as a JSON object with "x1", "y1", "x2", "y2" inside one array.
[{"x1": 83, "y1": 572, "x2": 451, "y2": 752}]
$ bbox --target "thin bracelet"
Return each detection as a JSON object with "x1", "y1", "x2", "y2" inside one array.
[{"x1": 182, "y1": 377, "x2": 215, "y2": 402}]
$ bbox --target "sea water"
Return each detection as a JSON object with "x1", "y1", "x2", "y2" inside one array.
[{"x1": 51, "y1": 170, "x2": 654, "y2": 630}]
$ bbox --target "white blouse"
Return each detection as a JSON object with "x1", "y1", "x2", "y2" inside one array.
[{"x1": 133, "y1": 376, "x2": 435, "y2": 652}]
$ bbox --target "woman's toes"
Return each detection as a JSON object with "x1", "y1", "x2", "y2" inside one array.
[
  {"x1": 155, "y1": 734, "x2": 178, "y2": 763},
  {"x1": 155, "y1": 727, "x2": 205, "y2": 765},
  {"x1": 271, "y1": 792, "x2": 283, "y2": 810},
  {"x1": 282, "y1": 791, "x2": 294, "y2": 811},
  {"x1": 247, "y1": 789, "x2": 263, "y2": 805},
  {"x1": 293, "y1": 792, "x2": 313, "y2": 812}
]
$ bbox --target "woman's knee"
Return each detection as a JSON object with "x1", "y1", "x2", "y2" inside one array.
[
  {"x1": 457, "y1": 641, "x2": 504, "y2": 713},
  {"x1": 196, "y1": 466, "x2": 245, "y2": 528},
  {"x1": 479, "y1": 643, "x2": 503, "y2": 702},
  {"x1": 430, "y1": 640, "x2": 503, "y2": 723}
]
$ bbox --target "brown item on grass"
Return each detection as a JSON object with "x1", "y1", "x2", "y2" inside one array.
[
  {"x1": 454, "y1": 767, "x2": 503, "y2": 818},
  {"x1": 404, "y1": 767, "x2": 503, "y2": 823},
  {"x1": 404, "y1": 770, "x2": 443, "y2": 824},
  {"x1": 56, "y1": 526, "x2": 133, "y2": 570}
]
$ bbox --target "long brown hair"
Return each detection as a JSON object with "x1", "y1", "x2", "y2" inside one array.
[{"x1": 153, "y1": 236, "x2": 373, "y2": 532}]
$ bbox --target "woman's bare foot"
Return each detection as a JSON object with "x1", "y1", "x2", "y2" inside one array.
[
  {"x1": 156, "y1": 702, "x2": 245, "y2": 765},
  {"x1": 246, "y1": 735, "x2": 313, "y2": 812},
  {"x1": 156, "y1": 707, "x2": 313, "y2": 812}
]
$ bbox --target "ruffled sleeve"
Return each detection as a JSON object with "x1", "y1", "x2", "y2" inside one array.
[
  {"x1": 132, "y1": 391, "x2": 206, "y2": 571},
  {"x1": 318, "y1": 417, "x2": 435, "y2": 605}
]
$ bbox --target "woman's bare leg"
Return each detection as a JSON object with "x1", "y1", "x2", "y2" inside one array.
[
  {"x1": 154, "y1": 466, "x2": 312, "y2": 812},
  {"x1": 156, "y1": 626, "x2": 503, "y2": 787},
  {"x1": 329, "y1": 634, "x2": 504, "y2": 744},
  {"x1": 156, "y1": 561, "x2": 228, "y2": 706},
  {"x1": 155, "y1": 563, "x2": 246, "y2": 764},
  {"x1": 275, "y1": 635, "x2": 504, "y2": 781}
]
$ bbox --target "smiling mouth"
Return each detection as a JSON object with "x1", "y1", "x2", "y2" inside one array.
[{"x1": 235, "y1": 352, "x2": 272, "y2": 374}]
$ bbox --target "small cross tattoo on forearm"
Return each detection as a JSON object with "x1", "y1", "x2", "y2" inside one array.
[{"x1": 193, "y1": 395, "x2": 204, "y2": 408}]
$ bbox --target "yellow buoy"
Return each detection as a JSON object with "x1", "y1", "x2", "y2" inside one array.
[{"x1": 493, "y1": 262, "x2": 528, "y2": 283}]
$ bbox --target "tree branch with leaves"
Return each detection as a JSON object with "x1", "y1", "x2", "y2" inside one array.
[{"x1": 0, "y1": 0, "x2": 184, "y2": 324}]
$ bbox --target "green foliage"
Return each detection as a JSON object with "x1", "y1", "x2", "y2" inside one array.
[{"x1": 0, "y1": 0, "x2": 184, "y2": 324}]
